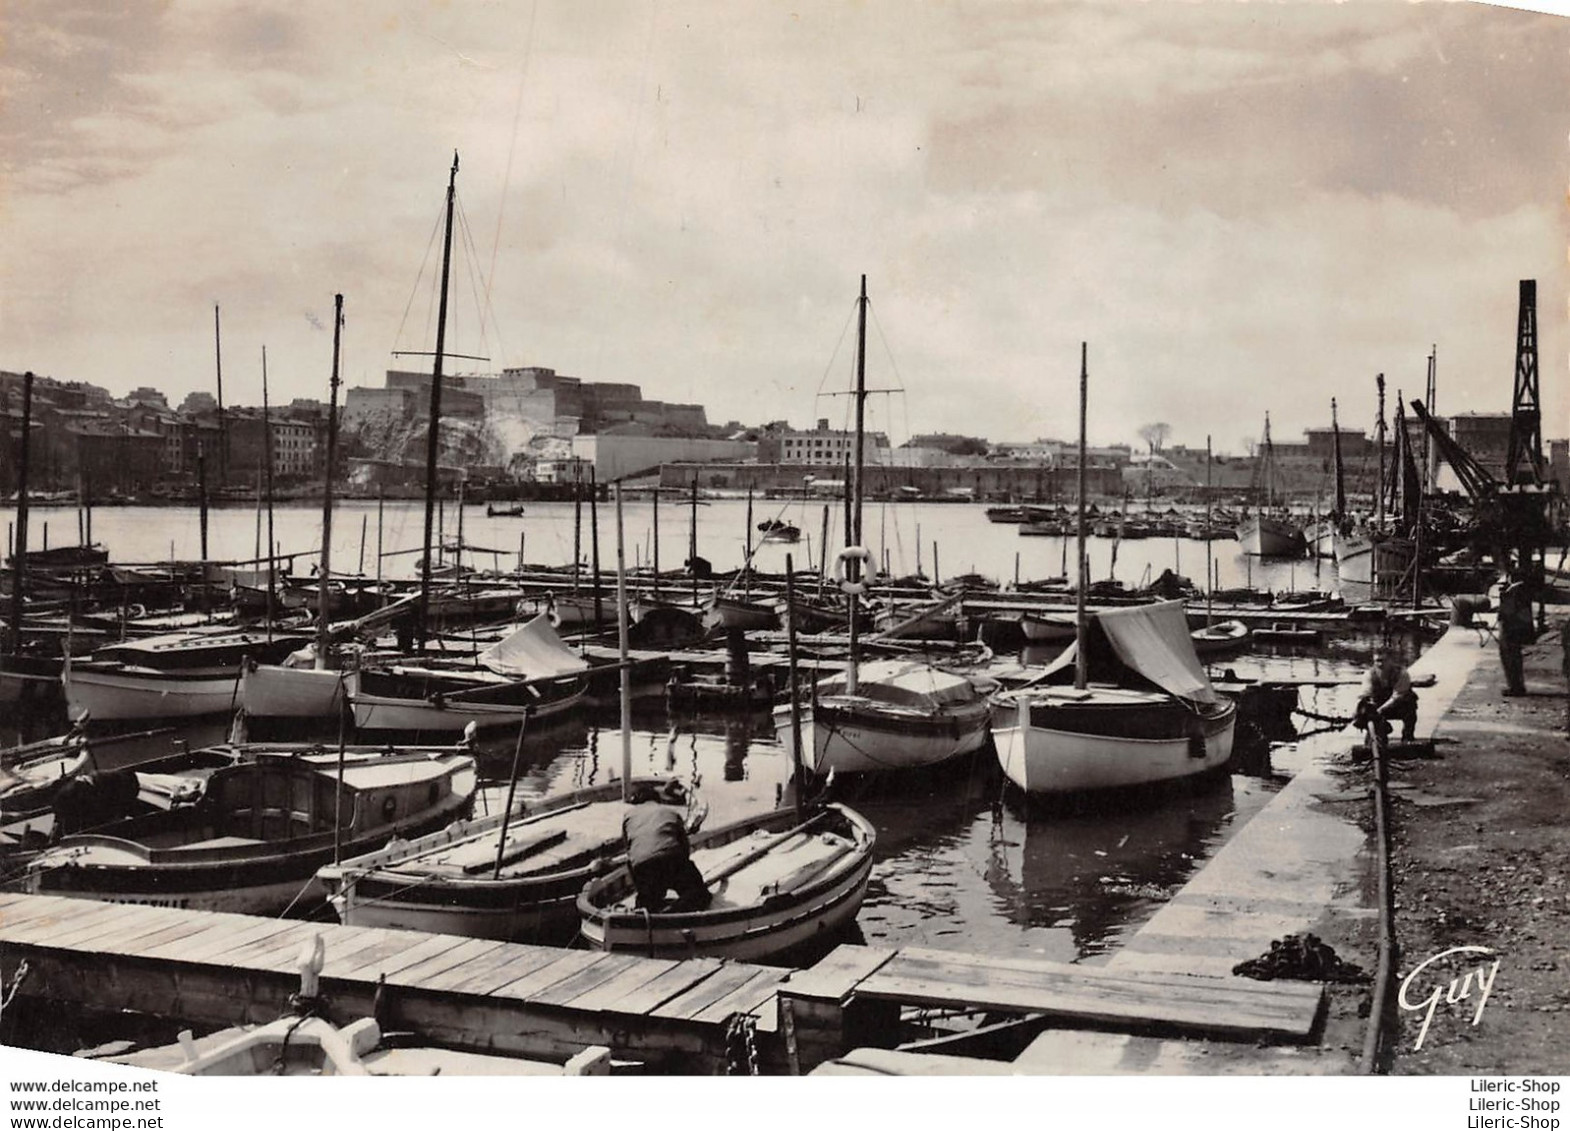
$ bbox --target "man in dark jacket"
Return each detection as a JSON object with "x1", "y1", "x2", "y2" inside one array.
[
  {"x1": 1498, "y1": 575, "x2": 1537, "y2": 697},
  {"x1": 622, "y1": 784, "x2": 711, "y2": 912}
]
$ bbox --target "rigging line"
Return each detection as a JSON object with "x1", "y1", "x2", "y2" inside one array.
[
  {"x1": 392, "y1": 206, "x2": 447, "y2": 363},
  {"x1": 488, "y1": 0, "x2": 540, "y2": 302},
  {"x1": 811, "y1": 303, "x2": 858, "y2": 402}
]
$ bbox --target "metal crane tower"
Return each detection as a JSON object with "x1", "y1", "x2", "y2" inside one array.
[{"x1": 1505, "y1": 279, "x2": 1543, "y2": 487}]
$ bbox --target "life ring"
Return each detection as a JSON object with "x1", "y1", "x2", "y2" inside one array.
[{"x1": 835, "y1": 546, "x2": 875, "y2": 596}]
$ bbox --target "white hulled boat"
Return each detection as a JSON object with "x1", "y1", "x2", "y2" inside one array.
[
  {"x1": 993, "y1": 599, "x2": 1237, "y2": 796},
  {"x1": 769, "y1": 276, "x2": 993, "y2": 776},
  {"x1": 63, "y1": 630, "x2": 314, "y2": 722}
]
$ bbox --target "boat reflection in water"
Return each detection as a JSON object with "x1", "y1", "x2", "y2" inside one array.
[{"x1": 981, "y1": 773, "x2": 1255, "y2": 960}]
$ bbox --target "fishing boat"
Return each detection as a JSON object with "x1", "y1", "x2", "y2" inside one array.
[
  {"x1": 486, "y1": 503, "x2": 526, "y2": 518},
  {"x1": 993, "y1": 348, "x2": 1236, "y2": 798},
  {"x1": 703, "y1": 592, "x2": 779, "y2": 633},
  {"x1": 576, "y1": 802, "x2": 875, "y2": 962},
  {"x1": 349, "y1": 615, "x2": 589, "y2": 733},
  {"x1": 1237, "y1": 414, "x2": 1305, "y2": 558},
  {"x1": 992, "y1": 600, "x2": 1238, "y2": 796},
  {"x1": 1190, "y1": 619, "x2": 1250, "y2": 658},
  {"x1": 22, "y1": 745, "x2": 477, "y2": 914},
  {"x1": 756, "y1": 519, "x2": 802, "y2": 543},
  {"x1": 318, "y1": 777, "x2": 706, "y2": 944},
  {"x1": 1335, "y1": 376, "x2": 1417, "y2": 588},
  {"x1": 1019, "y1": 611, "x2": 1078, "y2": 643},
  {"x1": 63, "y1": 629, "x2": 314, "y2": 721},
  {"x1": 771, "y1": 278, "x2": 994, "y2": 777}
]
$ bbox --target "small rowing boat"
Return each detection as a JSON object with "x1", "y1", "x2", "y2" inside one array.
[{"x1": 577, "y1": 803, "x2": 875, "y2": 962}]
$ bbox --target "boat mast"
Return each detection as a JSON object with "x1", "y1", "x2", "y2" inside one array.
[
  {"x1": 8, "y1": 372, "x2": 33, "y2": 654},
  {"x1": 1205, "y1": 434, "x2": 1213, "y2": 629},
  {"x1": 1074, "y1": 344, "x2": 1088, "y2": 692},
  {"x1": 1375, "y1": 373, "x2": 1387, "y2": 532},
  {"x1": 214, "y1": 305, "x2": 227, "y2": 486},
  {"x1": 846, "y1": 276, "x2": 869, "y2": 696},
  {"x1": 1263, "y1": 413, "x2": 1274, "y2": 511},
  {"x1": 615, "y1": 482, "x2": 632, "y2": 802},
  {"x1": 417, "y1": 152, "x2": 460, "y2": 649},
  {"x1": 316, "y1": 294, "x2": 344, "y2": 667},
  {"x1": 261, "y1": 345, "x2": 276, "y2": 638},
  {"x1": 1331, "y1": 398, "x2": 1345, "y2": 521}
]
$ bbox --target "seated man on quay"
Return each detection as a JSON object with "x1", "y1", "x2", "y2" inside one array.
[
  {"x1": 1352, "y1": 647, "x2": 1419, "y2": 745},
  {"x1": 621, "y1": 782, "x2": 712, "y2": 913}
]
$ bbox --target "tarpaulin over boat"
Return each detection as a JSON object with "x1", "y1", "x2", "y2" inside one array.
[
  {"x1": 1089, "y1": 599, "x2": 1218, "y2": 704},
  {"x1": 815, "y1": 658, "x2": 984, "y2": 708},
  {"x1": 477, "y1": 615, "x2": 590, "y2": 679}
]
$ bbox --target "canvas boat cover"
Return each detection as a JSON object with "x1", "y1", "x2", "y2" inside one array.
[
  {"x1": 477, "y1": 615, "x2": 590, "y2": 679},
  {"x1": 1018, "y1": 600, "x2": 1218, "y2": 705},
  {"x1": 815, "y1": 658, "x2": 982, "y2": 709},
  {"x1": 1089, "y1": 599, "x2": 1218, "y2": 704}
]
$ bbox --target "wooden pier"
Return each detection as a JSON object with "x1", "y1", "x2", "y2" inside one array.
[{"x1": 1, "y1": 892, "x2": 1325, "y2": 1075}]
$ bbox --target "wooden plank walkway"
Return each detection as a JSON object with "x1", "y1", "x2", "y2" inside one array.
[
  {"x1": 791, "y1": 944, "x2": 1324, "y2": 1042},
  {"x1": 0, "y1": 892, "x2": 787, "y2": 1074},
  {"x1": 2, "y1": 894, "x2": 1326, "y2": 1073}
]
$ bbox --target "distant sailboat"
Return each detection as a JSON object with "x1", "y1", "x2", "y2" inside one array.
[{"x1": 1237, "y1": 414, "x2": 1305, "y2": 558}]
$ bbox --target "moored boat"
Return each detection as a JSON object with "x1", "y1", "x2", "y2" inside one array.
[
  {"x1": 349, "y1": 614, "x2": 590, "y2": 733},
  {"x1": 64, "y1": 630, "x2": 315, "y2": 722},
  {"x1": 318, "y1": 777, "x2": 706, "y2": 944},
  {"x1": 576, "y1": 802, "x2": 875, "y2": 962},
  {"x1": 1190, "y1": 619, "x2": 1250, "y2": 658},
  {"x1": 23, "y1": 745, "x2": 477, "y2": 914},
  {"x1": 772, "y1": 657, "x2": 993, "y2": 776}
]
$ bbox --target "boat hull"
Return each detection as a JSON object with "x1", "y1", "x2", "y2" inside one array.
[
  {"x1": 320, "y1": 777, "x2": 701, "y2": 945},
  {"x1": 64, "y1": 666, "x2": 245, "y2": 721},
  {"x1": 1334, "y1": 534, "x2": 1416, "y2": 586},
  {"x1": 240, "y1": 663, "x2": 346, "y2": 720},
  {"x1": 577, "y1": 805, "x2": 874, "y2": 962},
  {"x1": 993, "y1": 690, "x2": 1236, "y2": 795},
  {"x1": 1237, "y1": 516, "x2": 1305, "y2": 558},
  {"x1": 772, "y1": 695, "x2": 991, "y2": 776},
  {"x1": 348, "y1": 670, "x2": 588, "y2": 733},
  {"x1": 27, "y1": 753, "x2": 476, "y2": 915}
]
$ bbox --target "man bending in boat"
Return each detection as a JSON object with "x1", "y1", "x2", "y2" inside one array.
[
  {"x1": 1352, "y1": 649, "x2": 1419, "y2": 745},
  {"x1": 622, "y1": 783, "x2": 712, "y2": 912}
]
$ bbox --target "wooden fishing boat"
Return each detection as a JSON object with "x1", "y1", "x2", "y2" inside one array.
[
  {"x1": 703, "y1": 593, "x2": 779, "y2": 633},
  {"x1": 318, "y1": 778, "x2": 706, "y2": 945},
  {"x1": 1190, "y1": 619, "x2": 1250, "y2": 658},
  {"x1": 576, "y1": 803, "x2": 875, "y2": 962},
  {"x1": 1020, "y1": 611, "x2": 1078, "y2": 643},
  {"x1": 993, "y1": 601, "x2": 1237, "y2": 797},
  {"x1": 1237, "y1": 514, "x2": 1306, "y2": 558},
  {"x1": 772, "y1": 657, "x2": 993, "y2": 776},
  {"x1": 771, "y1": 278, "x2": 992, "y2": 778},
  {"x1": 1236, "y1": 415, "x2": 1305, "y2": 557},
  {"x1": 22, "y1": 746, "x2": 477, "y2": 914},
  {"x1": 985, "y1": 506, "x2": 1027, "y2": 524},
  {"x1": 350, "y1": 614, "x2": 589, "y2": 733},
  {"x1": 486, "y1": 503, "x2": 526, "y2": 518},
  {"x1": 64, "y1": 630, "x2": 314, "y2": 721}
]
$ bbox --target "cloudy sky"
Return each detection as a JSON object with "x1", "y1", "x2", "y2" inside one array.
[{"x1": 3, "y1": 0, "x2": 1565, "y2": 456}]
